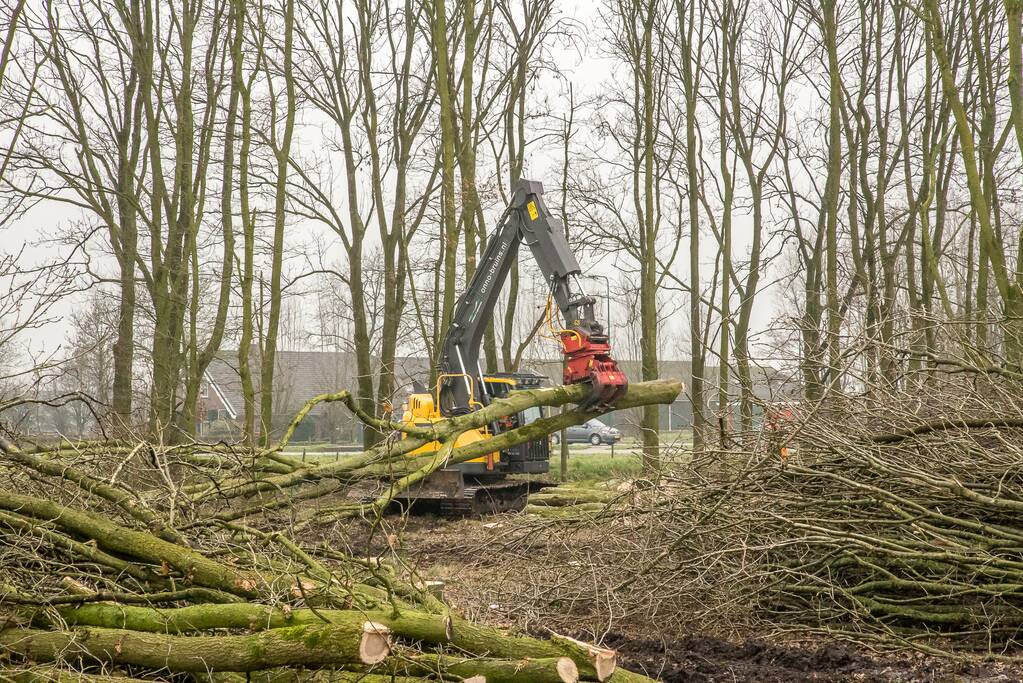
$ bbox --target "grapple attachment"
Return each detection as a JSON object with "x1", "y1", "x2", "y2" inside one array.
[{"x1": 560, "y1": 331, "x2": 629, "y2": 409}]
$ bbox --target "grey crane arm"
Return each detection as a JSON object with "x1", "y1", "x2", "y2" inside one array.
[{"x1": 436, "y1": 179, "x2": 627, "y2": 417}]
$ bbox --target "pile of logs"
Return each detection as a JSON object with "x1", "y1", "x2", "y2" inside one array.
[
  {"x1": 0, "y1": 380, "x2": 681, "y2": 680},
  {"x1": 524, "y1": 485, "x2": 623, "y2": 518}
]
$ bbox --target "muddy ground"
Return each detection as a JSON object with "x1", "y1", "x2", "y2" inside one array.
[
  {"x1": 330, "y1": 514, "x2": 1021, "y2": 682},
  {"x1": 606, "y1": 633, "x2": 1017, "y2": 682}
]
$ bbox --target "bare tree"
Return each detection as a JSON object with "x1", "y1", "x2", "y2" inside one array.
[
  {"x1": 257, "y1": 0, "x2": 298, "y2": 446},
  {"x1": 290, "y1": 0, "x2": 437, "y2": 447}
]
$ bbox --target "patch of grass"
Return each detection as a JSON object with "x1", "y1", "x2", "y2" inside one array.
[
  {"x1": 556, "y1": 452, "x2": 644, "y2": 484},
  {"x1": 552, "y1": 430, "x2": 694, "y2": 485},
  {"x1": 614, "y1": 429, "x2": 693, "y2": 452},
  {"x1": 293, "y1": 443, "x2": 358, "y2": 453}
]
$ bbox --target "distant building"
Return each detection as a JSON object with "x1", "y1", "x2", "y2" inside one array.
[
  {"x1": 200, "y1": 351, "x2": 794, "y2": 442},
  {"x1": 201, "y1": 350, "x2": 431, "y2": 442}
]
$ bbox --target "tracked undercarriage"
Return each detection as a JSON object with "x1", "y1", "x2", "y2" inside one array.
[{"x1": 393, "y1": 469, "x2": 554, "y2": 516}]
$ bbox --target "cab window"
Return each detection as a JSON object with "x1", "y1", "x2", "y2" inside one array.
[{"x1": 521, "y1": 406, "x2": 543, "y2": 424}]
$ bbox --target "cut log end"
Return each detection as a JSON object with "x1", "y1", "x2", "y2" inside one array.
[
  {"x1": 359, "y1": 621, "x2": 392, "y2": 664},
  {"x1": 551, "y1": 633, "x2": 617, "y2": 682},
  {"x1": 462, "y1": 677, "x2": 486, "y2": 683},
  {"x1": 557, "y1": 656, "x2": 580, "y2": 683},
  {"x1": 61, "y1": 576, "x2": 92, "y2": 595},
  {"x1": 592, "y1": 650, "x2": 616, "y2": 681},
  {"x1": 444, "y1": 614, "x2": 454, "y2": 641}
]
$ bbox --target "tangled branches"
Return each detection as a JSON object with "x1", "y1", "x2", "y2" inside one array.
[
  {"x1": 0, "y1": 379, "x2": 681, "y2": 681},
  {"x1": 467, "y1": 373, "x2": 1023, "y2": 660}
]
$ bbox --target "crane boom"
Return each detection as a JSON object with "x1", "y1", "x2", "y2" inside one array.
[{"x1": 437, "y1": 179, "x2": 628, "y2": 417}]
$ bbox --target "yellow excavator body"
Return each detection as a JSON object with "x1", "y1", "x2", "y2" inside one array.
[
  {"x1": 393, "y1": 373, "x2": 550, "y2": 515},
  {"x1": 401, "y1": 388, "x2": 500, "y2": 468}
]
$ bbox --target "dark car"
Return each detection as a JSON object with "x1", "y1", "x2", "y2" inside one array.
[{"x1": 550, "y1": 418, "x2": 622, "y2": 446}]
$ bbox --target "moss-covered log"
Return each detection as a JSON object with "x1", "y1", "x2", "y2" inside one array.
[
  {"x1": 0, "y1": 491, "x2": 261, "y2": 599},
  {"x1": 0, "y1": 622, "x2": 389, "y2": 672},
  {"x1": 395, "y1": 653, "x2": 579, "y2": 683},
  {"x1": 205, "y1": 379, "x2": 682, "y2": 504},
  {"x1": 332, "y1": 380, "x2": 683, "y2": 515},
  {"x1": 3, "y1": 668, "x2": 154, "y2": 682},
  {"x1": 528, "y1": 488, "x2": 619, "y2": 506},
  {"x1": 40, "y1": 602, "x2": 634, "y2": 681},
  {"x1": 203, "y1": 672, "x2": 424, "y2": 683},
  {"x1": 525, "y1": 502, "x2": 608, "y2": 517}
]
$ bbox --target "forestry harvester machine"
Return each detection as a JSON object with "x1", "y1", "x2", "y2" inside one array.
[{"x1": 396, "y1": 179, "x2": 628, "y2": 515}]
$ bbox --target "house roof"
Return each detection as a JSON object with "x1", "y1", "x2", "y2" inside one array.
[{"x1": 206, "y1": 349, "x2": 363, "y2": 419}]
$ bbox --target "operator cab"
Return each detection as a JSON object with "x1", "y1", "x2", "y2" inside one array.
[{"x1": 482, "y1": 372, "x2": 550, "y2": 475}]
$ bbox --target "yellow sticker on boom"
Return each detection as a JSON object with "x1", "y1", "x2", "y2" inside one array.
[{"x1": 527, "y1": 201, "x2": 539, "y2": 221}]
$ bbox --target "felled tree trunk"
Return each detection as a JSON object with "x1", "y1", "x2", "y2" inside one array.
[
  {"x1": 183, "y1": 378, "x2": 682, "y2": 521},
  {"x1": 0, "y1": 622, "x2": 389, "y2": 672}
]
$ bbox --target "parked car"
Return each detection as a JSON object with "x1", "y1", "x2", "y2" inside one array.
[{"x1": 550, "y1": 418, "x2": 622, "y2": 446}]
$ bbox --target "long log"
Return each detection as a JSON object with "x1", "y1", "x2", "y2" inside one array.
[
  {"x1": 327, "y1": 380, "x2": 684, "y2": 516},
  {"x1": 203, "y1": 673, "x2": 425, "y2": 683},
  {"x1": 4, "y1": 668, "x2": 154, "y2": 682},
  {"x1": 0, "y1": 491, "x2": 261, "y2": 599},
  {"x1": 524, "y1": 502, "x2": 608, "y2": 517},
  {"x1": 396, "y1": 653, "x2": 580, "y2": 683},
  {"x1": 528, "y1": 489, "x2": 619, "y2": 506},
  {"x1": 0, "y1": 622, "x2": 390, "y2": 672},
  {"x1": 0, "y1": 622, "x2": 649, "y2": 682},
  {"x1": 208, "y1": 379, "x2": 682, "y2": 503},
  {"x1": 41, "y1": 602, "x2": 638, "y2": 681}
]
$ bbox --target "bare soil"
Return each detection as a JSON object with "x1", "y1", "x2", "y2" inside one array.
[{"x1": 604, "y1": 632, "x2": 1017, "y2": 682}]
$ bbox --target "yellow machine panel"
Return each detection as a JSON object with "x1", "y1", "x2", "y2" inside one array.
[{"x1": 401, "y1": 392, "x2": 499, "y2": 467}]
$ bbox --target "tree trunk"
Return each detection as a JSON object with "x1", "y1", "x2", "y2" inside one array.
[
  {"x1": 179, "y1": 0, "x2": 243, "y2": 436},
  {"x1": 822, "y1": 0, "x2": 844, "y2": 392},
  {"x1": 925, "y1": 0, "x2": 1013, "y2": 362},
  {"x1": 638, "y1": 1, "x2": 659, "y2": 471},
  {"x1": 434, "y1": 0, "x2": 460, "y2": 351},
  {"x1": 110, "y1": 77, "x2": 143, "y2": 432},
  {"x1": 259, "y1": 0, "x2": 297, "y2": 446},
  {"x1": 680, "y1": 0, "x2": 705, "y2": 453},
  {"x1": 238, "y1": 69, "x2": 257, "y2": 446}
]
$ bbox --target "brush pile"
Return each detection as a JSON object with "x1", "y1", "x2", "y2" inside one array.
[
  {"x1": 632, "y1": 370, "x2": 1023, "y2": 656},
  {"x1": 472, "y1": 370, "x2": 1023, "y2": 659}
]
